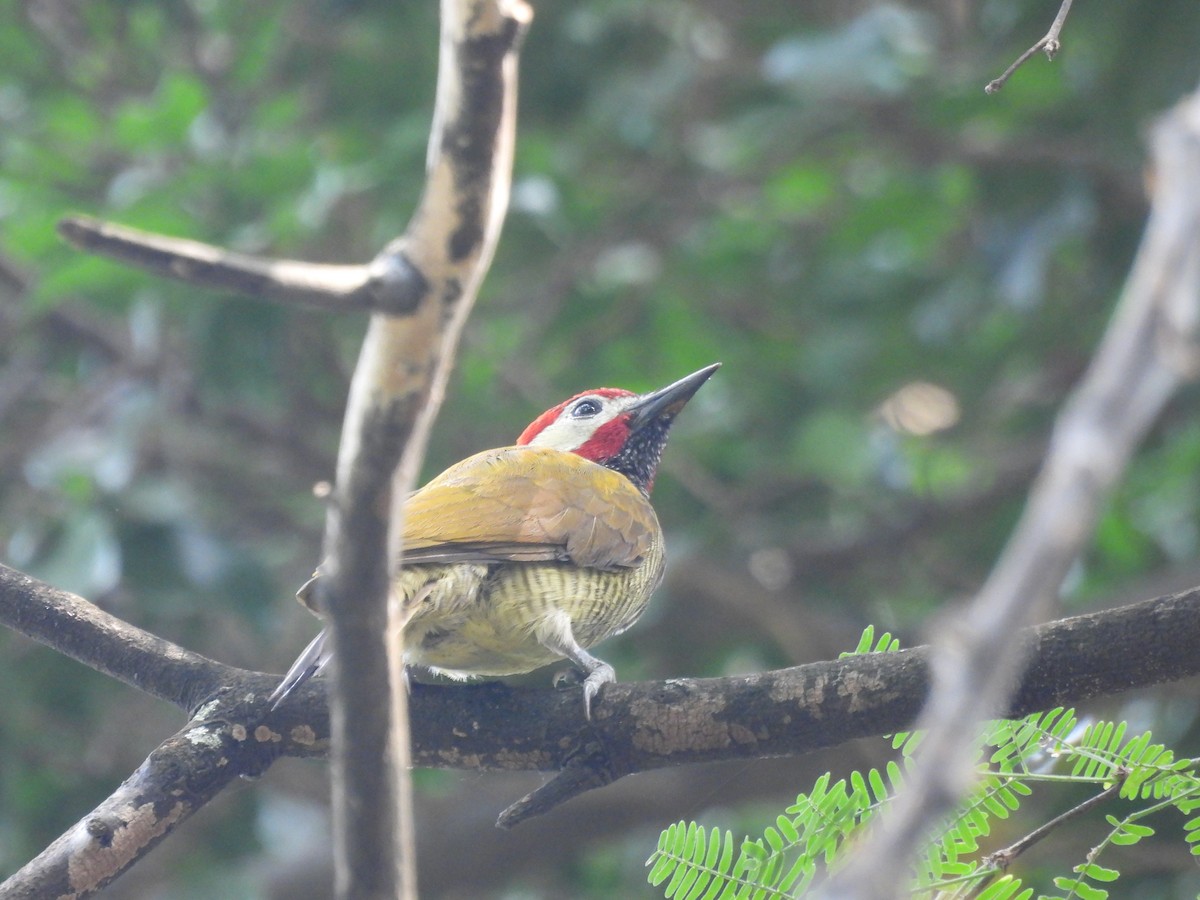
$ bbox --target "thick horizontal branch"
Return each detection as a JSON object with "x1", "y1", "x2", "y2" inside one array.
[
  {"x1": 0, "y1": 563, "x2": 233, "y2": 712},
  {"x1": 6, "y1": 560, "x2": 1198, "y2": 826},
  {"x1": 6, "y1": 559, "x2": 1200, "y2": 776},
  {"x1": 488, "y1": 584, "x2": 1200, "y2": 824}
]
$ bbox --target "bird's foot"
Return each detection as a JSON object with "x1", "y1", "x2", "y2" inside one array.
[
  {"x1": 537, "y1": 617, "x2": 618, "y2": 719},
  {"x1": 552, "y1": 667, "x2": 583, "y2": 689},
  {"x1": 580, "y1": 660, "x2": 615, "y2": 720}
]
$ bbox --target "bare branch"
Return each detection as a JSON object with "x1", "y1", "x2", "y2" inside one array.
[
  {"x1": 381, "y1": 0, "x2": 528, "y2": 883},
  {"x1": 821, "y1": 84, "x2": 1200, "y2": 899},
  {"x1": 0, "y1": 685, "x2": 296, "y2": 899},
  {"x1": 46, "y1": 1, "x2": 531, "y2": 894},
  {"x1": 311, "y1": 1, "x2": 530, "y2": 896},
  {"x1": 5, "y1": 557, "x2": 1200, "y2": 848},
  {"x1": 56, "y1": 215, "x2": 409, "y2": 313},
  {"x1": 7, "y1": 559, "x2": 1200, "y2": 779},
  {"x1": 985, "y1": 0, "x2": 1076, "y2": 94},
  {"x1": 0, "y1": 563, "x2": 232, "y2": 711},
  {"x1": 496, "y1": 742, "x2": 617, "y2": 829},
  {"x1": 488, "y1": 583, "x2": 1200, "y2": 825}
]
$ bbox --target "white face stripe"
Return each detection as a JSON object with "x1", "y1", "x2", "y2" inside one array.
[{"x1": 525, "y1": 394, "x2": 638, "y2": 452}]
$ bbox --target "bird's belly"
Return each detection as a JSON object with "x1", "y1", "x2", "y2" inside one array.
[{"x1": 402, "y1": 548, "x2": 664, "y2": 677}]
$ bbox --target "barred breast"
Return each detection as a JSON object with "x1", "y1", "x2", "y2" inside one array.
[{"x1": 401, "y1": 533, "x2": 665, "y2": 677}]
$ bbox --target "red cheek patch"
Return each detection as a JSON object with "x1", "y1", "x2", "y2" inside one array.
[{"x1": 574, "y1": 416, "x2": 630, "y2": 462}]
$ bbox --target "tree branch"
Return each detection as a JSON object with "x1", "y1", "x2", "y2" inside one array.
[
  {"x1": 971, "y1": 779, "x2": 1124, "y2": 896},
  {"x1": 56, "y1": 215, "x2": 395, "y2": 313},
  {"x1": 312, "y1": 2, "x2": 529, "y2": 897},
  {"x1": 985, "y1": 0, "x2": 1076, "y2": 94},
  {"x1": 52, "y1": 2, "x2": 530, "y2": 896},
  {"x1": 6, "y1": 553, "x2": 1200, "y2": 847},
  {"x1": 0, "y1": 683, "x2": 296, "y2": 898},
  {"x1": 490, "y1": 581, "x2": 1200, "y2": 826},
  {"x1": 821, "y1": 82, "x2": 1200, "y2": 899},
  {"x1": 0, "y1": 563, "x2": 232, "y2": 712}
]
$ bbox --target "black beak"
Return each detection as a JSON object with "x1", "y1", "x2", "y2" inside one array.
[{"x1": 628, "y1": 363, "x2": 720, "y2": 429}]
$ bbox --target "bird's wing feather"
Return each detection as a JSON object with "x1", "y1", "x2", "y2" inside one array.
[{"x1": 400, "y1": 445, "x2": 657, "y2": 570}]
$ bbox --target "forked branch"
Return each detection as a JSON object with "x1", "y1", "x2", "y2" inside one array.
[
  {"x1": 43, "y1": 1, "x2": 531, "y2": 897},
  {"x1": 315, "y1": 1, "x2": 529, "y2": 896}
]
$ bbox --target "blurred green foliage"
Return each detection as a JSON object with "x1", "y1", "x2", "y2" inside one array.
[{"x1": 2, "y1": 0, "x2": 1200, "y2": 896}]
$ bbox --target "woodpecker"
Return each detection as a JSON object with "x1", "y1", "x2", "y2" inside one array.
[{"x1": 271, "y1": 362, "x2": 719, "y2": 716}]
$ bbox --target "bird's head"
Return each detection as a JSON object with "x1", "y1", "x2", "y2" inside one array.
[{"x1": 516, "y1": 363, "x2": 719, "y2": 494}]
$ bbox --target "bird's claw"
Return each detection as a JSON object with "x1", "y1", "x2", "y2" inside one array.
[
  {"x1": 552, "y1": 667, "x2": 583, "y2": 689},
  {"x1": 580, "y1": 661, "x2": 615, "y2": 720}
]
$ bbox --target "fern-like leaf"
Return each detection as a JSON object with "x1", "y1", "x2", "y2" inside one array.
[{"x1": 650, "y1": 630, "x2": 1200, "y2": 900}]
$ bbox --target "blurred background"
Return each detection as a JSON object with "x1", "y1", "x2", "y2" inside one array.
[{"x1": 3, "y1": 0, "x2": 1200, "y2": 896}]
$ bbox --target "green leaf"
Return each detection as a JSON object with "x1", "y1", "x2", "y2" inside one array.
[
  {"x1": 976, "y1": 875, "x2": 1029, "y2": 900},
  {"x1": 868, "y1": 767, "x2": 888, "y2": 804},
  {"x1": 1053, "y1": 876, "x2": 1106, "y2": 900},
  {"x1": 776, "y1": 815, "x2": 799, "y2": 845},
  {"x1": 849, "y1": 770, "x2": 869, "y2": 806},
  {"x1": 843, "y1": 624, "x2": 876, "y2": 657},
  {"x1": 648, "y1": 855, "x2": 676, "y2": 886},
  {"x1": 704, "y1": 827, "x2": 722, "y2": 869},
  {"x1": 741, "y1": 840, "x2": 767, "y2": 864},
  {"x1": 672, "y1": 822, "x2": 689, "y2": 858},
  {"x1": 1081, "y1": 863, "x2": 1119, "y2": 883},
  {"x1": 697, "y1": 832, "x2": 735, "y2": 900}
]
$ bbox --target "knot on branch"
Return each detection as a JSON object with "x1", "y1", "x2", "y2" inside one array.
[{"x1": 367, "y1": 249, "x2": 431, "y2": 315}]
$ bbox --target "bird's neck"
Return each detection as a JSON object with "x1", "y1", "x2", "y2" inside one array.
[{"x1": 595, "y1": 419, "x2": 673, "y2": 496}]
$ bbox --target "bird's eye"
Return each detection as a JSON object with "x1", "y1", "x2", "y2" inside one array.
[{"x1": 570, "y1": 398, "x2": 602, "y2": 418}]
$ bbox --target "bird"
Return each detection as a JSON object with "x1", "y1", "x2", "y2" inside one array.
[{"x1": 270, "y1": 362, "x2": 719, "y2": 717}]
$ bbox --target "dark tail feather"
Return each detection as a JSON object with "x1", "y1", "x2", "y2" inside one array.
[{"x1": 270, "y1": 629, "x2": 330, "y2": 709}]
